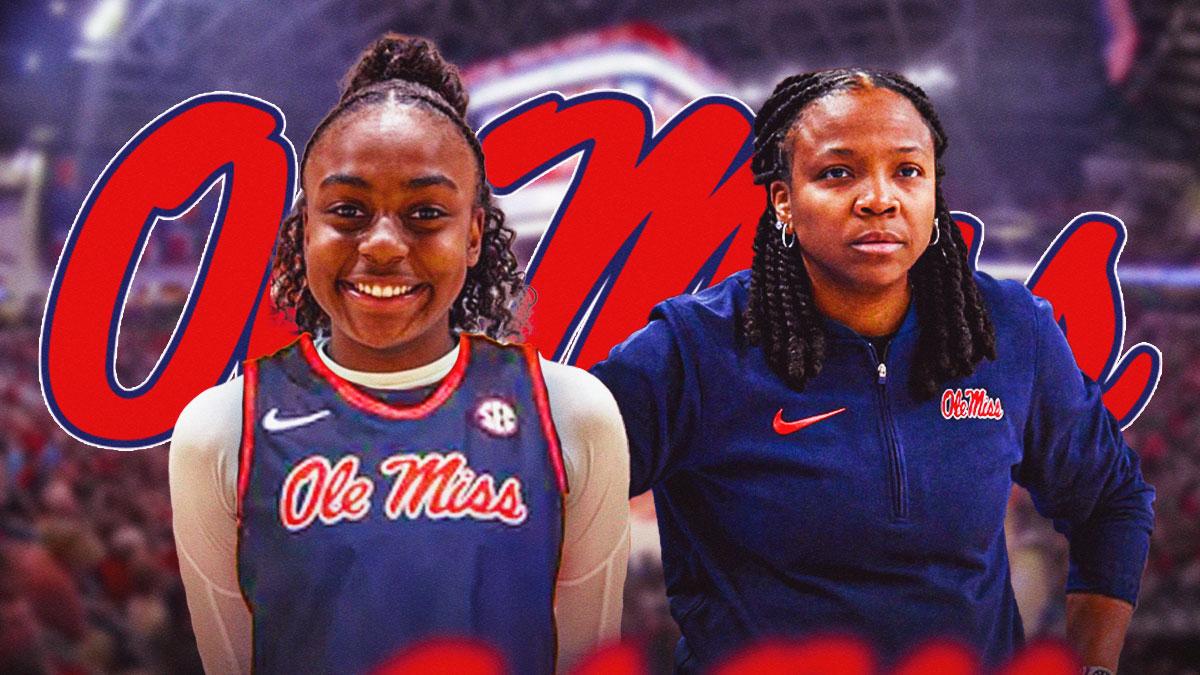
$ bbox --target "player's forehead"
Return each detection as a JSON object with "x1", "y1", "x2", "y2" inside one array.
[{"x1": 305, "y1": 104, "x2": 475, "y2": 189}]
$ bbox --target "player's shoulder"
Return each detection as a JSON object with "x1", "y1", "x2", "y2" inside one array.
[
  {"x1": 172, "y1": 376, "x2": 243, "y2": 458},
  {"x1": 538, "y1": 357, "x2": 629, "y2": 502},
  {"x1": 169, "y1": 376, "x2": 244, "y2": 510},
  {"x1": 539, "y1": 358, "x2": 623, "y2": 433}
]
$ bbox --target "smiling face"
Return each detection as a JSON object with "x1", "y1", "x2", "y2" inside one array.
[
  {"x1": 770, "y1": 85, "x2": 937, "y2": 306},
  {"x1": 302, "y1": 103, "x2": 483, "y2": 372}
]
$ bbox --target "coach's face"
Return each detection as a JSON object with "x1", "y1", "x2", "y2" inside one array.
[{"x1": 770, "y1": 86, "x2": 937, "y2": 305}]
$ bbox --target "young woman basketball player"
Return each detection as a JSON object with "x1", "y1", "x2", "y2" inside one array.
[{"x1": 171, "y1": 34, "x2": 629, "y2": 675}]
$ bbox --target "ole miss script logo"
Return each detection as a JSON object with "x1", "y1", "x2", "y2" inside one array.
[
  {"x1": 279, "y1": 451, "x2": 529, "y2": 532},
  {"x1": 941, "y1": 388, "x2": 1005, "y2": 420},
  {"x1": 40, "y1": 93, "x2": 1161, "y2": 451}
]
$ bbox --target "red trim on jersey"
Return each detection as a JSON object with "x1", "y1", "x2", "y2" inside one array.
[
  {"x1": 235, "y1": 360, "x2": 258, "y2": 631},
  {"x1": 523, "y1": 345, "x2": 568, "y2": 495},
  {"x1": 237, "y1": 360, "x2": 258, "y2": 524},
  {"x1": 297, "y1": 333, "x2": 470, "y2": 420}
]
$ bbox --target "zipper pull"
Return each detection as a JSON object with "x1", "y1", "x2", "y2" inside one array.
[{"x1": 877, "y1": 362, "x2": 887, "y2": 384}]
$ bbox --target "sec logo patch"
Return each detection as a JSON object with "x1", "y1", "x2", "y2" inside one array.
[{"x1": 475, "y1": 398, "x2": 518, "y2": 437}]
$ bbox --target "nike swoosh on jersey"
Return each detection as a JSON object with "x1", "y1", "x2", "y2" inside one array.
[
  {"x1": 262, "y1": 408, "x2": 332, "y2": 432},
  {"x1": 772, "y1": 407, "x2": 846, "y2": 435}
]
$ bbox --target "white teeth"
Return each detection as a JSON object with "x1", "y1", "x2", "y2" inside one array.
[{"x1": 352, "y1": 282, "x2": 414, "y2": 298}]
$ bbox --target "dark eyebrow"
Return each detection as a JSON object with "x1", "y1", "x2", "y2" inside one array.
[
  {"x1": 319, "y1": 174, "x2": 370, "y2": 189},
  {"x1": 407, "y1": 174, "x2": 458, "y2": 190},
  {"x1": 818, "y1": 146, "x2": 924, "y2": 157},
  {"x1": 317, "y1": 173, "x2": 460, "y2": 191}
]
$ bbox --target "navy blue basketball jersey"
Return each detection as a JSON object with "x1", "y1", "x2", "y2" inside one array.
[{"x1": 236, "y1": 333, "x2": 566, "y2": 675}]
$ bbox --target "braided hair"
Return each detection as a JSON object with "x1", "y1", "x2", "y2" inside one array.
[
  {"x1": 271, "y1": 33, "x2": 524, "y2": 340},
  {"x1": 745, "y1": 69, "x2": 995, "y2": 400}
]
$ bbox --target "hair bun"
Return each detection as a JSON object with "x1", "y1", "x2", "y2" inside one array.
[{"x1": 340, "y1": 33, "x2": 469, "y2": 117}]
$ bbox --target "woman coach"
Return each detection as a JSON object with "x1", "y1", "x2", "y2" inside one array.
[{"x1": 591, "y1": 69, "x2": 1153, "y2": 673}]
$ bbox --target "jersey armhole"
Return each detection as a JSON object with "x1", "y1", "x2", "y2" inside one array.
[
  {"x1": 237, "y1": 360, "x2": 258, "y2": 525},
  {"x1": 522, "y1": 346, "x2": 569, "y2": 495},
  {"x1": 234, "y1": 360, "x2": 258, "y2": 646}
]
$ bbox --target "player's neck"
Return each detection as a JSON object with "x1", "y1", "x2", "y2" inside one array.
[{"x1": 316, "y1": 336, "x2": 460, "y2": 389}]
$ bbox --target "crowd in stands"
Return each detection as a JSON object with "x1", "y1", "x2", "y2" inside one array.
[{"x1": 0, "y1": 304, "x2": 203, "y2": 674}]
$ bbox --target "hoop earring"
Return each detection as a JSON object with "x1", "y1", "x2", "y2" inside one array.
[
  {"x1": 930, "y1": 217, "x2": 940, "y2": 246},
  {"x1": 781, "y1": 222, "x2": 796, "y2": 249}
]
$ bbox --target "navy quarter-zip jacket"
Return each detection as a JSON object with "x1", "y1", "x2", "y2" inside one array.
[{"x1": 591, "y1": 269, "x2": 1154, "y2": 670}]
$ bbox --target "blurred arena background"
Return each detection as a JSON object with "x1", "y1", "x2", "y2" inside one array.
[{"x1": 2, "y1": 0, "x2": 1199, "y2": 672}]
